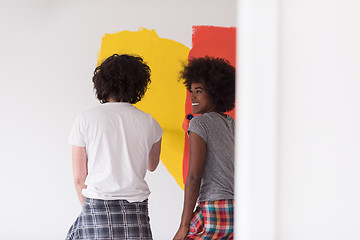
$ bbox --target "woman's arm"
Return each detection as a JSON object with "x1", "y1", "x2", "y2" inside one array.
[
  {"x1": 173, "y1": 132, "x2": 206, "y2": 240},
  {"x1": 148, "y1": 138, "x2": 162, "y2": 172},
  {"x1": 72, "y1": 145, "x2": 88, "y2": 206}
]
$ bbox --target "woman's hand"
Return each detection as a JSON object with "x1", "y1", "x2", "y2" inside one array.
[{"x1": 173, "y1": 226, "x2": 188, "y2": 240}]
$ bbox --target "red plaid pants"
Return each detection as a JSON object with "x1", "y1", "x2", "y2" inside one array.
[{"x1": 186, "y1": 199, "x2": 234, "y2": 240}]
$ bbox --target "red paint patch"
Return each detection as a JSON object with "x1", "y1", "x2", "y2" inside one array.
[{"x1": 182, "y1": 26, "x2": 236, "y2": 185}]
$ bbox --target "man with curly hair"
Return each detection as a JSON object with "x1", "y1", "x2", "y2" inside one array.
[
  {"x1": 66, "y1": 54, "x2": 162, "y2": 240},
  {"x1": 174, "y1": 56, "x2": 235, "y2": 240}
]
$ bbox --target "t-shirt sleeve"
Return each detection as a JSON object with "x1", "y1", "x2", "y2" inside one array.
[
  {"x1": 188, "y1": 116, "x2": 208, "y2": 142},
  {"x1": 68, "y1": 113, "x2": 86, "y2": 147},
  {"x1": 152, "y1": 117, "x2": 163, "y2": 143}
]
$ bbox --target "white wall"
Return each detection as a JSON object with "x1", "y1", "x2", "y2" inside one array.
[
  {"x1": 278, "y1": 1, "x2": 360, "y2": 239},
  {"x1": 236, "y1": 0, "x2": 360, "y2": 239},
  {"x1": 0, "y1": 1, "x2": 236, "y2": 239},
  {"x1": 236, "y1": 0, "x2": 278, "y2": 239}
]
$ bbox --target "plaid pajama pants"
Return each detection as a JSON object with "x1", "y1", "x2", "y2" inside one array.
[
  {"x1": 185, "y1": 199, "x2": 234, "y2": 240},
  {"x1": 66, "y1": 198, "x2": 152, "y2": 240}
]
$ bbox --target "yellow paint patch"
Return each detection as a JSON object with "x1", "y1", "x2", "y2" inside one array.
[{"x1": 98, "y1": 28, "x2": 189, "y2": 189}]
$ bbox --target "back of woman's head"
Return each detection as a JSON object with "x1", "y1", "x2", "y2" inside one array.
[{"x1": 93, "y1": 54, "x2": 151, "y2": 104}]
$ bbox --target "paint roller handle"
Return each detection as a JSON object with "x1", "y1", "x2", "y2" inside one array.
[{"x1": 182, "y1": 114, "x2": 194, "y2": 131}]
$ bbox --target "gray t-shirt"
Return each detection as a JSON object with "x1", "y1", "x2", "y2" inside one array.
[{"x1": 188, "y1": 112, "x2": 235, "y2": 202}]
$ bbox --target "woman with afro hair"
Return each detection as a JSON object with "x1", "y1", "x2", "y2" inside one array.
[
  {"x1": 66, "y1": 54, "x2": 162, "y2": 240},
  {"x1": 174, "y1": 56, "x2": 235, "y2": 240}
]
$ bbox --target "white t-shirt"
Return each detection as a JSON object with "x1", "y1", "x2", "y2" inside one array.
[{"x1": 68, "y1": 102, "x2": 163, "y2": 202}]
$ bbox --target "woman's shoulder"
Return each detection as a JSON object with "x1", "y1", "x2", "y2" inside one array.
[
  {"x1": 190, "y1": 112, "x2": 235, "y2": 130},
  {"x1": 191, "y1": 112, "x2": 225, "y2": 122},
  {"x1": 190, "y1": 114, "x2": 209, "y2": 125},
  {"x1": 189, "y1": 113, "x2": 215, "y2": 130},
  {"x1": 192, "y1": 112, "x2": 214, "y2": 120}
]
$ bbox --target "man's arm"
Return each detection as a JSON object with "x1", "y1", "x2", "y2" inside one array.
[
  {"x1": 72, "y1": 145, "x2": 88, "y2": 206},
  {"x1": 148, "y1": 138, "x2": 162, "y2": 172}
]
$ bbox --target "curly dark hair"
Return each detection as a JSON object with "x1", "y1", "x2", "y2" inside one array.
[
  {"x1": 92, "y1": 54, "x2": 151, "y2": 104},
  {"x1": 180, "y1": 56, "x2": 235, "y2": 113}
]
